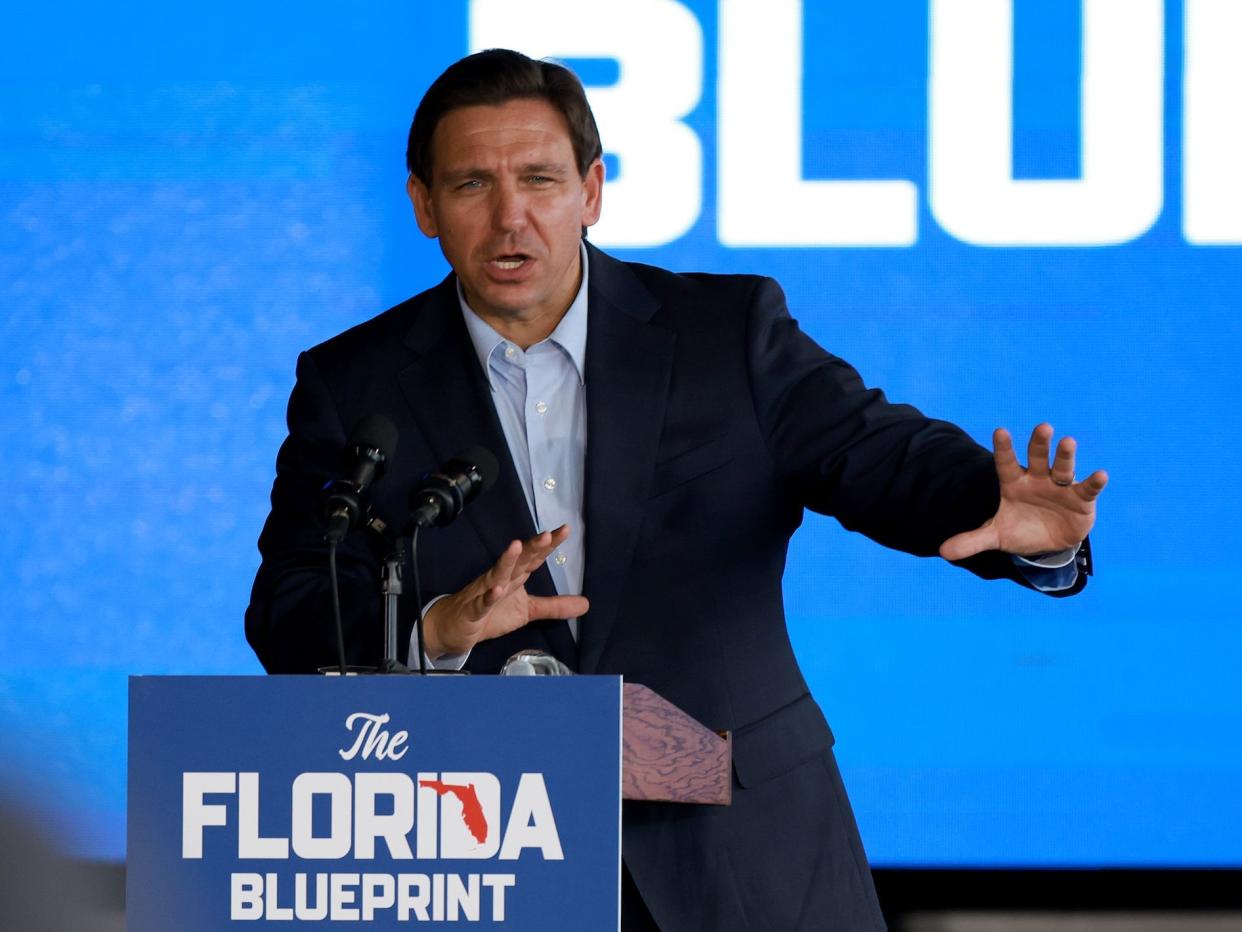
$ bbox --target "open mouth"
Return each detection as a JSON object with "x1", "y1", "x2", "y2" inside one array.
[{"x1": 491, "y1": 254, "x2": 530, "y2": 270}]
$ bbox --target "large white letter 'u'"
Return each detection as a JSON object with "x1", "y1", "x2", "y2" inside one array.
[{"x1": 930, "y1": 0, "x2": 1164, "y2": 247}]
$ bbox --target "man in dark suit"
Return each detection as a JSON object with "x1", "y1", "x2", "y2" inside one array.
[{"x1": 246, "y1": 50, "x2": 1105, "y2": 930}]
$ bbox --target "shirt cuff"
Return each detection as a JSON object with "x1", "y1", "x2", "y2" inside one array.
[
  {"x1": 1010, "y1": 545, "x2": 1080, "y2": 592},
  {"x1": 409, "y1": 594, "x2": 471, "y2": 671}
]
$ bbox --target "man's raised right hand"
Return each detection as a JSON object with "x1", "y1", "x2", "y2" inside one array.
[{"x1": 420, "y1": 524, "x2": 588, "y2": 659}]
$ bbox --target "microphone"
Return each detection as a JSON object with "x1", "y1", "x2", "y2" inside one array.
[
  {"x1": 320, "y1": 414, "x2": 399, "y2": 544},
  {"x1": 409, "y1": 447, "x2": 499, "y2": 529}
]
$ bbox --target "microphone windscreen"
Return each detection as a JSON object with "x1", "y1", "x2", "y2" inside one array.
[
  {"x1": 459, "y1": 446, "x2": 500, "y2": 494},
  {"x1": 348, "y1": 414, "x2": 399, "y2": 460}
]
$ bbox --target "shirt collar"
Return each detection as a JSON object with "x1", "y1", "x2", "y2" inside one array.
[{"x1": 457, "y1": 242, "x2": 589, "y2": 386}]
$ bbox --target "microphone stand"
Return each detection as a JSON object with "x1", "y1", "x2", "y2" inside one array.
[
  {"x1": 378, "y1": 534, "x2": 413, "y2": 674},
  {"x1": 374, "y1": 521, "x2": 467, "y2": 676}
]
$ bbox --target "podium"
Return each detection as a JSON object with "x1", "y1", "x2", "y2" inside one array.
[{"x1": 128, "y1": 675, "x2": 729, "y2": 930}]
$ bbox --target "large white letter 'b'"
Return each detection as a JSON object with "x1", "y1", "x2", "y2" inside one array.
[{"x1": 471, "y1": 0, "x2": 704, "y2": 248}]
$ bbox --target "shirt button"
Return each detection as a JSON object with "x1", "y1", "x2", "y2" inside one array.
[
  {"x1": 534, "y1": 401, "x2": 548, "y2": 415},
  {"x1": 554, "y1": 552, "x2": 568, "y2": 566},
  {"x1": 504, "y1": 345, "x2": 516, "y2": 359},
  {"x1": 542, "y1": 477, "x2": 557, "y2": 492}
]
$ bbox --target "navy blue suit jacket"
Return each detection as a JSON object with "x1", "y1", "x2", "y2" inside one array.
[{"x1": 247, "y1": 243, "x2": 1087, "y2": 930}]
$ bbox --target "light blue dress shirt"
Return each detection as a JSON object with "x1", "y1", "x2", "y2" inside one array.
[
  {"x1": 458, "y1": 252, "x2": 589, "y2": 623},
  {"x1": 414, "y1": 246, "x2": 1077, "y2": 664},
  {"x1": 412, "y1": 247, "x2": 589, "y2": 667}
]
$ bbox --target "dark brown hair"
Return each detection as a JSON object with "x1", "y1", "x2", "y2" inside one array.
[{"x1": 406, "y1": 49, "x2": 603, "y2": 185}]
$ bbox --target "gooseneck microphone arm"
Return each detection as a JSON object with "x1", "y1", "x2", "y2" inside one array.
[{"x1": 409, "y1": 525, "x2": 427, "y2": 676}]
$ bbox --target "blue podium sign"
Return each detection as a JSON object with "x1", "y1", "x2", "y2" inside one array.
[{"x1": 128, "y1": 676, "x2": 622, "y2": 929}]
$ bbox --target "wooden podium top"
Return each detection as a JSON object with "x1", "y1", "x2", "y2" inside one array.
[{"x1": 622, "y1": 682, "x2": 732, "y2": 806}]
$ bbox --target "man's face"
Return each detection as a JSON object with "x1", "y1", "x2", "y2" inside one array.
[{"x1": 408, "y1": 98, "x2": 604, "y2": 336}]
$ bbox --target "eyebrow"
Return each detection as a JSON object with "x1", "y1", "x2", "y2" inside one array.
[
  {"x1": 439, "y1": 167, "x2": 494, "y2": 184},
  {"x1": 517, "y1": 163, "x2": 570, "y2": 175},
  {"x1": 439, "y1": 162, "x2": 572, "y2": 183}
]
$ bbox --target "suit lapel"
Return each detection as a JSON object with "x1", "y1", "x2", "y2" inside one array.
[
  {"x1": 396, "y1": 277, "x2": 573, "y2": 664},
  {"x1": 579, "y1": 246, "x2": 675, "y2": 673}
]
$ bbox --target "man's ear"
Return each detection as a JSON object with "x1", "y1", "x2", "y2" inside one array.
[
  {"x1": 580, "y1": 158, "x2": 605, "y2": 229},
  {"x1": 407, "y1": 175, "x2": 439, "y2": 238}
]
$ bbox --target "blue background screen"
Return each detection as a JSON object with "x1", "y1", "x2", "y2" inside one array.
[{"x1": 1, "y1": 0, "x2": 1237, "y2": 866}]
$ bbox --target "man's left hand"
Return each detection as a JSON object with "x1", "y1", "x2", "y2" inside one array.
[{"x1": 940, "y1": 423, "x2": 1108, "y2": 561}]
